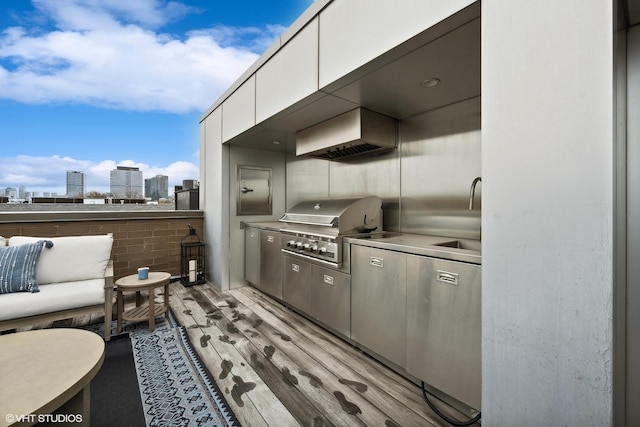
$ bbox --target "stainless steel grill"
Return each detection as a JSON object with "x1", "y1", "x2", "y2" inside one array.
[{"x1": 280, "y1": 196, "x2": 383, "y2": 269}]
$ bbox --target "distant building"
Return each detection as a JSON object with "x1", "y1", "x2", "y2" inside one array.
[
  {"x1": 110, "y1": 166, "x2": 143, "y2": 198},
  {"x1": 5, "y1": 188, "x2": 17, "y2": 199},
  {"x1": 66, "y1": 170, "x2": 86, "y2": 198},
  {"x1": 145, "y1": 175, "x2": 169, "y2": 201},
  {"x1": 182, "y1": 179, "x2": 199, "y2": 190}
]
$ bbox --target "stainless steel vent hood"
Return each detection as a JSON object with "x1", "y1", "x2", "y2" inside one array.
[{"x1": 295, "y1": 108, "x2": 397, "y2": 160}]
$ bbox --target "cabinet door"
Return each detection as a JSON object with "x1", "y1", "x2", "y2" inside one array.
[
  {"x1": 244, "y1": 227, "x2": 260, "y2": 285},
  {"x1": 351, "y1": 245, "x2": 407, "y2": 368},
  {"x1": 406, "y1": 255, "x2": 481, "y2": 410},
  {"x1": 311, "y1": 266, "x2": 350, "y2": 338},
  {"x1": 259, "y1": 231, "x2": 282, "y2": 299},
  {"x1": 282, "y1": 256, "x2": 312, "y2": 313}
]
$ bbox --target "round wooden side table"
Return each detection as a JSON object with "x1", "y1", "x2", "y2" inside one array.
[{"x1": 116, "y1": 271, "x2": 171, "y2": 333}]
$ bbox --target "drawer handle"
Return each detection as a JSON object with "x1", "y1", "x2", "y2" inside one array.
[
  {"x1": 437, "y1": 270, "x2": 459, "y2": 285},
  {"x1": 292, "y1": 264, "x2": 299, "y2": 272},
  {"x1": 370, "y1": 256, "x2": 383, "y2": 268},
  {"x1": 323, "y1": 275, "x2": 334, "y2": 285}
]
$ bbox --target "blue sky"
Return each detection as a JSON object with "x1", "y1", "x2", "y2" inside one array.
[{"x1": 0, "y1": 0, "x2": 313, "y2": 196}]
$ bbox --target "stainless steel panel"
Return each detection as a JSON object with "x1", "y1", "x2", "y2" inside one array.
[
  {"x1": 351, "y1": 245, "x2": 406, "y2": 368},
  {"x1": 255, "y1": 17, "x2": 318, "y2": 124},
  {"x1": 406, "y1": 255, "x2": 481, "y2": 410},
  {"x1": 285, "y1": 153, "x2": 330, "y2": 210},
  {"x1": 259, "y1": 230, "x2": 282, "y2": 299},
  {"x1": 228, "y1": 147, "x2": 287, "y2": 290},
  {"x1": 283, "y1": 255, "x2": 312, "y2": 313},
  {"x1": 237, "y1": 165, "x2": 272, "y2": 215},
  {"x1": 244, "y1": 226, "x2": 260, "y2": 285},
  {"x1": 327, "y1": 148, "x2": 400, "y2": 232},
  {"x1": 222, "y1": 75, "x2": 256, "y2": 141},
  {"x1": 296, "y1": 108, "x2": 397, "y2": 160},
  {"x1": 400, "y1": 97, "x2": 481, "y2": 239},
  {"x1": 311, "y1": 265, "x2": 350, "y2": 338}
]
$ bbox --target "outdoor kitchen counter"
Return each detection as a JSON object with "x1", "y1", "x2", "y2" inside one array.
[{"x1": 346, "y1": 233, "x2": 482, "y2": 265}]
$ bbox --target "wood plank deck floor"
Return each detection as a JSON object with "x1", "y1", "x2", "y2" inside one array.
[
  {"x1": 169, "y1": 282, "x2": 477, "y2": 427},
  {"x1": 16, "y1": 281, "x2": 478, "y2": 426}
]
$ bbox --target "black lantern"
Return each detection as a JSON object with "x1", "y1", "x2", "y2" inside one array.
[{"x1": 181, "y1": 225, "x2": 205, "y2": 286}]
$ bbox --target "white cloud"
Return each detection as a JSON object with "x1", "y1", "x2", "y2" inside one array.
[
  {"x1": 31, "y1": 0, "x2": 192, "y2": 31},
  {"x1": 0, "y1": 154, "x2": 198, "y2": 196},
  {"x1": 0, "y1": 0, "x2": 277, "y2": 113}
]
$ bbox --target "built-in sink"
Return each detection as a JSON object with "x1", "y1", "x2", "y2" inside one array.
[{"x1": 435, "y1": 240, "x2": 481, "y2": 252}]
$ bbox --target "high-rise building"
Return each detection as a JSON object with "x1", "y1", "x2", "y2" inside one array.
[
  {"x1": 110, "y1": 166, "x2": 143, "y2": 198},
  {"x1": 145, "y1": 175, "x2": 169, "y2": 201},
  {"x1": 5, "y1": 187, "x2": 17, "y2": 199},
  {"x1": 66, "y1": 170, "x2": 86, "y2": 198}
]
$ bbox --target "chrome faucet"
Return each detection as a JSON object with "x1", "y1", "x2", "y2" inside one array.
[{"x1": 469, "y1": 177, "x2": 482, "y2": 210}]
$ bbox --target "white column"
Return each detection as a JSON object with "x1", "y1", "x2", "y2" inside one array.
[{"x1": 482, "y1": 0, "x2": 614, "y2": 425}]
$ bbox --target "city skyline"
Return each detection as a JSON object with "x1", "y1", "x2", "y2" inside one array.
[
  {"x1": 2, "y1": 166, "x2": 189, "y2": 201},
  {"x1": 0, "y1": 0, "x2": 314, "y2": 194}
]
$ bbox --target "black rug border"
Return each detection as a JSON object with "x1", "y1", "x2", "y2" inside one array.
[{"x1": 91, "y1": 330, "x2": 146, "y2": 427}]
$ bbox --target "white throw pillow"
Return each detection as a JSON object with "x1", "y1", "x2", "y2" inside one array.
[{"x1": 8, "y1": 235, "x2": 113, "y2": 285}]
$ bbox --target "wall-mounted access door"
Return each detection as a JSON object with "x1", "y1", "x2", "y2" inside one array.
[{"x1": 236, "y1": 165, "x2": 272, "y2": 215}]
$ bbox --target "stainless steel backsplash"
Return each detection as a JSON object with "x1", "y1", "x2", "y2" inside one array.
[{"x1": 286, "y1": 96, "x2": 481, "y2": 239}]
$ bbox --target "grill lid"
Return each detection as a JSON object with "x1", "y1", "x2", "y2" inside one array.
[{"x1": 280, "y1": 196, "x2": 382, "y2": 235}]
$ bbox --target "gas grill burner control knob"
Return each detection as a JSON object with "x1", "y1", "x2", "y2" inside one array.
[
  {"x1": 287, "y1": 240, "x2": 295, "y2": 247},
  {"x1": 310, "y1": 245, "x2": 318, "y2": 252},
  {"x1": 302, "y1": 243, "x2": 311, "y2": 251},
  {"x1": 318, "y1": 247, "x2": 327, "y2": 255},
  {"x1": 295, "y1": 241, "x2": 303, "y2": 249}
]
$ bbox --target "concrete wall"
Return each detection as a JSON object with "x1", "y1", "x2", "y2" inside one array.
[{"x1": 482, "y1": 1, "x2": 614, "y2": 425}]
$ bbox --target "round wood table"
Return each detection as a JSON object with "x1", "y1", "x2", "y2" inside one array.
[
  {"x1": 116, "y1": 271, "x2": 171, "y2": 333},
  {"x1": 0, "y1": 328, "x2": 105, "y2": 427}
]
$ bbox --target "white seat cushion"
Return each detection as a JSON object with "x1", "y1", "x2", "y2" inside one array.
[
  {"x1": 0, "y1": 278, "x2": 105, "y2": 321},
  {"x1": 9, "y1": 235, "x2": 113, "y2": 285}
]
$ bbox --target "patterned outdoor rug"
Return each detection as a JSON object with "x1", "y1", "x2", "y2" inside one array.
[{"x1": 85, "y1": 312, "x2": 238, "y2": 427}]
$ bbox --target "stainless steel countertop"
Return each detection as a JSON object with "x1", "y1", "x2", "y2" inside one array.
[
  {"x1": 244, "y1": 221, "x2": 283, "y2": 231},
  {"x1": 345, "y1": 232, "x2": 482, "y2": 265}
]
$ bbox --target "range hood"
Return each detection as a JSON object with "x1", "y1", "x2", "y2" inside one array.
[{"x1": 295, "y1": 108, "x2": 397, "y2": 160}]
